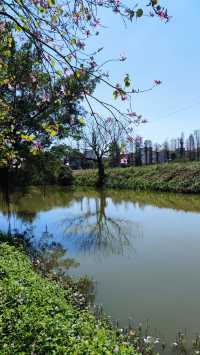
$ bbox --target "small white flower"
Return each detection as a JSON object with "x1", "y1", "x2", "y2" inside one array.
[
  {"x1": 144, "y1": 336, "x2": 152, "y2": 344},
  {"x1": 113, "y1": 346, "x2": 119, "y2": 353},
  {"x1": 172, "y1": 342, "x2": 178, "y2": 347}
]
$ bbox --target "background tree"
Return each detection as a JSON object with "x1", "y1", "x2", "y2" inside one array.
[
  {"x1": 188, "y1": 134, "x2": 195, "y2": 161},
  {"x1": 80, "y1": 116, "x2": 129, "y2": 186},
  {"x1": 134, "y1": 136, "x2": 143, "y2": 166},
  {"x1": 109, "y1": 140, "x2": 121, "y2": 168},
  {"x1": 179, "y1": 132, "x2": 185, "y2": 159},
  {"x1": 194, "y1": 130, "x2": 200, "y2": 160}
]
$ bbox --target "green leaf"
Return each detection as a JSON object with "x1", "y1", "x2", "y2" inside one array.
[
  {"x1": 79, "y1": 117, "x2": 85, "y2": 125},
  {"x1": 15, "y1": 24, "x2": 22, "y2": 32},
  {"x1": 48, "y1": 0, "x2": 55, "y2": 7},
  {"x1": 136, "y1": 9, "x2": 143, "y2": 17},
  {"x1": 56, "y1": 70, "x2": 62, "y2": 77},
  {"x1": 124, "y1": 74, "x2": 130, "y2": 87},
  {"x1": 51, "y1": 59, "x2": 56, "y2": 67}
]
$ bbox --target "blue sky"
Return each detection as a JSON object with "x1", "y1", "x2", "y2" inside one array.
[{"x1": 86, "y1": 0, "x2": 200, "y2": 143}]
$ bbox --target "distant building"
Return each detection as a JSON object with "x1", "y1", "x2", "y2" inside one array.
[
  {"x1": 158, "y1": 150, "x2": 168, "y2": 163},
  {"x1": 128, "y1": 152, "x2": 135, "y2": 166},
  {"x1": 141, "y1": 147, "x2": 153, "y2": 165},
  {"x1": 84, "y1": 149, "x2": 96, "y2": 160},
  {"x1": 120, "y1": 154, "x2": 128, "y2": 167}
]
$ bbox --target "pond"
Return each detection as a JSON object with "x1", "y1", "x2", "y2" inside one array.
[{"x1": 1, "y1": 186, "x2": 200, "y2": 342}]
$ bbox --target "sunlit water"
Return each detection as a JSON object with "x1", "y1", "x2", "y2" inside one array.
[{"x1": 1, "y1": 187, "x2": 200, "y2": 341}]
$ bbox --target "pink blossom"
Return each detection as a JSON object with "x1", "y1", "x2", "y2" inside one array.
[
  {"x1": 65, "y1": 69, "x2": 73, "y2": 77},
  {"x1": 33, "y1": 141, "x2": 42, "y2": 150},
  {"x1": 103, "y1": 71, "x2": 109, "y2": 78},
  {"x1": 42, "y1": 91, "x2": 50, "y2": 102},
  {"x1": 106, "y1": 117, "x2": 113, "y2": 123},
  {"x1": 127, "y1": 136, "x2": 134, "y2": 143},
  {"x1": 90, "y1": 61, "x2": 97, "y2": 69},
  {"x1": 154, "y1": 80, "x2": 162, "y2": 85},
  {"x1": 121, "y1": 95, "x2": 128, "y2": 101},
  {"x1": 135, "y1": 136, "x2": 143, "y2": 143},
  {"x1": 113, "y1": 6, "x2": 120, "y2": 13},
  {"x1": 33, "y1": 31, "x2": 42, "y2": 40},
  {"x1": 76, "y1": 40, "x2": 85, "y2": 50},
  {"x1": 40, "y1": 0, "x2": 48, "y2": 9},
  {"x1": 128, "y1": 112, "x2": 137, "y2": 117},
  {"x1": 80, "y1": 68, "x2": 86, "y2": 76},
  {"x1": 92, "y1": 19, "x2": 101, "y2": 27},
  {"x1": 119, "y1": 54, "x2": 127, "y2": 62},
  {"x1": 30, "y1": 74, "x2": 37, "y2": 83},
  {"x1": 157, "y1": 9, "x2": 169, "y2": 21},
  {"x1": 85, "y1": 30, "x2": 91, "y2": 37}
]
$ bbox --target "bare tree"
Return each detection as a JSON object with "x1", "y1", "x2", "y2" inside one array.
[
  {"x1": 188, "y1": 134, "x2": 195, "y2": 161},
  {"x1": 153, "y1": 143, "x2": 160, "y2": 164},
  {"x1": 194, "y1": 130, "x2": 200, "y2": 160},
  {"x1": 180, "y1": 132, "x2": 185, "y2": 159},
  {"x1": 80, "y1": 116, "x2": 126, "y2": 186}
]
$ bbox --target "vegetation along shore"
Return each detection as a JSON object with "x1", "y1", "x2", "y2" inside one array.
[{"x1": 73, "y1": 162, "x2": 200, "y2": 193}]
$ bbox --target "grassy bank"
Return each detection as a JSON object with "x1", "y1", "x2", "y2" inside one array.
[
  {"x1": 0, "y1": 243, "x2": 137, "y2": 354},
  {"x1": 73, "y1": 162, "x2": 200, "y2": 193}
]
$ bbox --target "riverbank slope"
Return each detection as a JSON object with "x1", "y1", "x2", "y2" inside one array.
[
  {"x1": 73, "y1": 162, "x2": 200, "y2": 193},
  {"x1": 0, "y1": 243, "x2": 135, "y2": 354}
]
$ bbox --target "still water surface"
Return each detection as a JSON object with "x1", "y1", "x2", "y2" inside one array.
[{"x1": 1, "y1": 187, "x2": 200, "y2": 340}]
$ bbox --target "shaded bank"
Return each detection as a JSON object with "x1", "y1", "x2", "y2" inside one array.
[
  {"x1": 73, "y1": 162, "x2": 200, "y2": 193},
  {"x1": 2, "y1": 186, "x2": 200, "y2": 219}
]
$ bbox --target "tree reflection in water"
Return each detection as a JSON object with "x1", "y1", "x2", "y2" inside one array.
[
  {"x1": 36, "y1": 225, "x2": 79, "y2": 274},
  {"x1": 61, "y1": 191, "x2": 142, "y2": 258}
]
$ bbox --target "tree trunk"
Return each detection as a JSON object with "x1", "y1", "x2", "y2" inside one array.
[
  {"x1": 0, "y1": 167, "x2": 9, "y2": 191},
  {"x1": 96, "y1": 157, "x2": 105, "y2": 187},
  {"x1": 0, "y1": 167, "x2": 11, "y2": 213}
]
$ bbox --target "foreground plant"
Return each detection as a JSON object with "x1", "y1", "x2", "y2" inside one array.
[{"x1": 0, "y1": 243, "x2": 137, "y2": 354}]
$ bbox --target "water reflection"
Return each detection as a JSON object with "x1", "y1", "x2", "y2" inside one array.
[
  {"x1": 37, "y1": 225, "x2": 79, "y2": 273},
  {"x1": 1, "y1": 187, "x2": 200, "y2": 217},
  {"x1": 61, "y1": 191, "x2": 142, "y2": 258}
]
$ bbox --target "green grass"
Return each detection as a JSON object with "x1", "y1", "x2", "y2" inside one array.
[
  {"x1": 0, "y1": 243, "x2": 136, "y2": 354},
  {"x1": 73, "y1": 162, "x2": 200, "y2": 193}
]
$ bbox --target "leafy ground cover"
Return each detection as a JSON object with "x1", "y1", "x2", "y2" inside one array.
[
  {"x1": 0, "y1": 243, "x2": 138, "y2": 354},
  {"x1": 73, "y1": 162, "x2": 200, "y2": 193}
]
